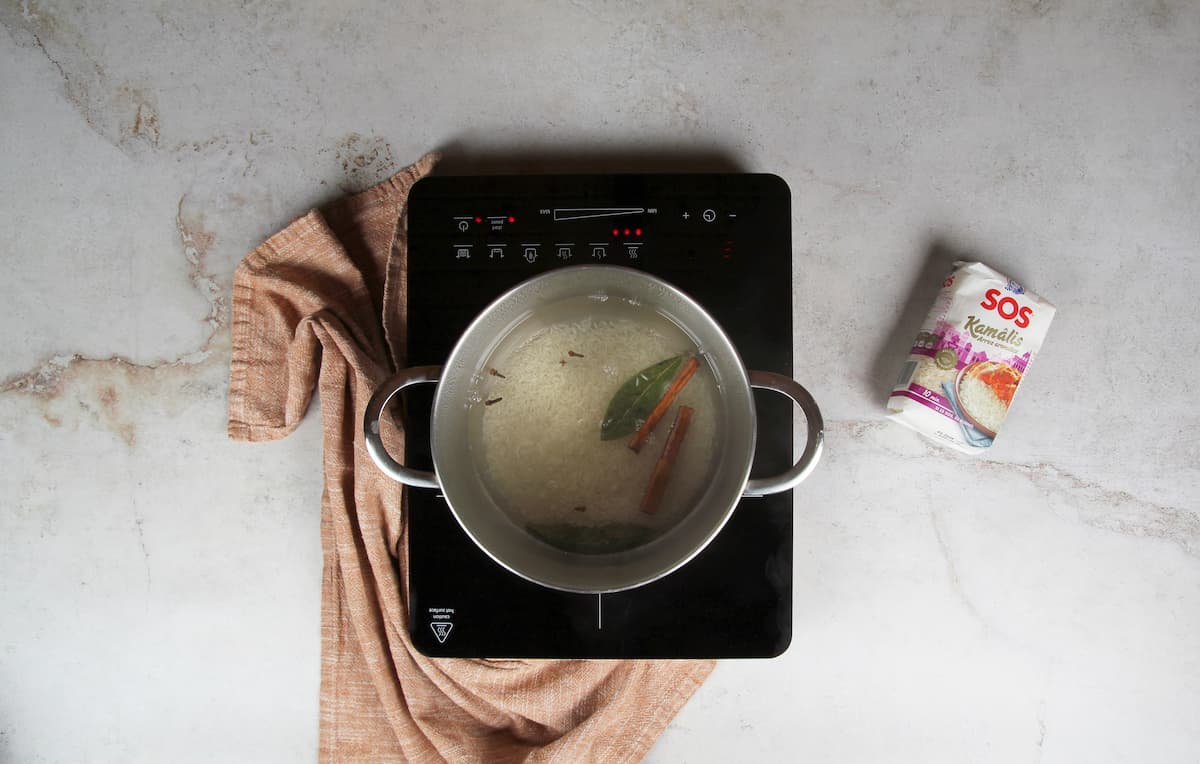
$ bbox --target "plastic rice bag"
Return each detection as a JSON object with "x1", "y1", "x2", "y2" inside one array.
[{"x1": 887, "y1": 261, "x2": 1056, "y2": 453}]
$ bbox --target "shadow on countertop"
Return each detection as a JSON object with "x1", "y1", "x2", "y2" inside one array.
[
  {"x1": 430, "y1": 140, "x2": 747, "y2": 175},
  {"x1": 866, "y1": 239, "x2": 966, "y2": 403}
]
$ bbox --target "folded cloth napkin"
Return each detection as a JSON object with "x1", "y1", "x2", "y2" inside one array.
[{"x1": 227, "y1": 152, "x2": 714, "y2": 763}]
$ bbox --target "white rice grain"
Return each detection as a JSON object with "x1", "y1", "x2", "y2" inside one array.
[{"x1": 471, "y1": 309, "x2": 719, "y2": 533}]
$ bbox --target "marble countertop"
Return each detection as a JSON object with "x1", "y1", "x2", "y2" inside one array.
[{"x1": 2, "y1": 2, "x2": 1197, "y2": 762}]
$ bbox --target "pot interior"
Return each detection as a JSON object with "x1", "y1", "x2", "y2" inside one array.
[{"x1": 431, "y1": 266, "x2": 756, "y2": 593}]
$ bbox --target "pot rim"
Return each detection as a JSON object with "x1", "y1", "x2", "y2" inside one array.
[{"x1": 429, "y1": 264, "x2": 757, "y2": 593}]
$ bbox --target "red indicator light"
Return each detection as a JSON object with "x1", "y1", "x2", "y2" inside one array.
[
  {"x1": 507, "y1": 215, "x2": 515, "y2": 223},
  {"x1": 635, "y1": 228, "x2": 643, "y2": 236},
  {"x1": 474, "y1": 216, "x2": 482, "y2": 224},
  {"x1": 612, "y1": 228, "x2": 619, "y2": 236},
  {"x1": 624, "y1": 228, "x2": 631, "y2": 236}
]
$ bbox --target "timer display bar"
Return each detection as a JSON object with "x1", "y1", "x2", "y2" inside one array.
[{"x1": 552, "y1": 207, "x2": 645, "y2": 221}]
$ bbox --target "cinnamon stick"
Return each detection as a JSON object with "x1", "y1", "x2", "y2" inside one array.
[
  {"x1": 639, "y1": 405, "x2": 693, "y2": 515},
  {"x1": 627, "y1": 355, "x2": 700, "y2": 453}
]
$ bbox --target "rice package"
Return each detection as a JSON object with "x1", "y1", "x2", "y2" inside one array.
[{"x1": 887, "y1": 261, "x2": 1056, "y2": 453}]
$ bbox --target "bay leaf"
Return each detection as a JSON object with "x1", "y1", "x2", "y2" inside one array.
[{"x1": 599, "y1": 354, "x2": 685, "y2": 440}]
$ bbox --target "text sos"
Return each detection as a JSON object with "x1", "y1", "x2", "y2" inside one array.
[{"x1": 980, "y1": 288, "x2": 1032, "y2": 328}]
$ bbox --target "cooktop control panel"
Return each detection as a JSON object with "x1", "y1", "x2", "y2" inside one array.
[{"x1": 406, "y1": 174, "x2": 788, "y2": 278}]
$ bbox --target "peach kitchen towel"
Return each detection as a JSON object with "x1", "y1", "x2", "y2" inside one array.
[{"x1": 227, "y1": 152, "x2": 715, "y2": 763}]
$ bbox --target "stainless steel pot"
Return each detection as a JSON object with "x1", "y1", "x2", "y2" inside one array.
[{"x1": 364, "y1": 265, "x2": 823, "y2": 593}]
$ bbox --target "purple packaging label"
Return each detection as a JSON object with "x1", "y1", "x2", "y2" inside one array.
[{"x1": 927, "y1": 324, "x2": 1034, "y2": 373}]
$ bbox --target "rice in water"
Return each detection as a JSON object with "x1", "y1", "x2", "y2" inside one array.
[{"x1": 469, "y1": 296, "x2": 720, "y2": 553}]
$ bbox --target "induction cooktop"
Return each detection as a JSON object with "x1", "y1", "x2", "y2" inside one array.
[{"x1": 402, "y1": 173, "x2": 794, "y2": 658}]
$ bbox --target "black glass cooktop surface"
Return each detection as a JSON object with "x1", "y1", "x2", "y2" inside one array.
[{"x1": 403, "y1": 173, "x2": 793, "y2": 658}]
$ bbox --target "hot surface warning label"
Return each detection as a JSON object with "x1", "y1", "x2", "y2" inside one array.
[{"x1": 428, "y1": 607, "x2": 455, "y2": 644}]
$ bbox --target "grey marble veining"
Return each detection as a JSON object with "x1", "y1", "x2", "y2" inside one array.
[{"x1": 1, "y1": 1, "x2": 1197, "y2": 762}]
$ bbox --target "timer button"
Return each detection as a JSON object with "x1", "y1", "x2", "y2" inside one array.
[{"x1": 702, "y1": 209, "x2": 716, "y2": 223}]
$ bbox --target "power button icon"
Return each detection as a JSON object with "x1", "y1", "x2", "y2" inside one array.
[{"x1": 702, "y1": 209, "x2": 716, "y2": 223}]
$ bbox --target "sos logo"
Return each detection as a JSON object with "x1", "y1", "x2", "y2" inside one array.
[{"x1": 980, "y1": 288, "x2": 1033, "y2": 328}]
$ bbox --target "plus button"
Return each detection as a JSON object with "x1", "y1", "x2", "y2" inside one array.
[{"x1": 682, "y1": 211, "x2": 690, "y2": 220}]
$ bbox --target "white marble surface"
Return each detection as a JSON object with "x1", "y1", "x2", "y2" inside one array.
[{"x1": 2, "y1": 1, "x2": 1197, "y2": 762}]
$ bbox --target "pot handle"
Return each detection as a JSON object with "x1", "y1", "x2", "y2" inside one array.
[
  {"x1": 742, "y1": 370, "x2": 825, "y2": 497},
  {"x1": 363, "y1": 365, "x2": 442, "y2": 489}
]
